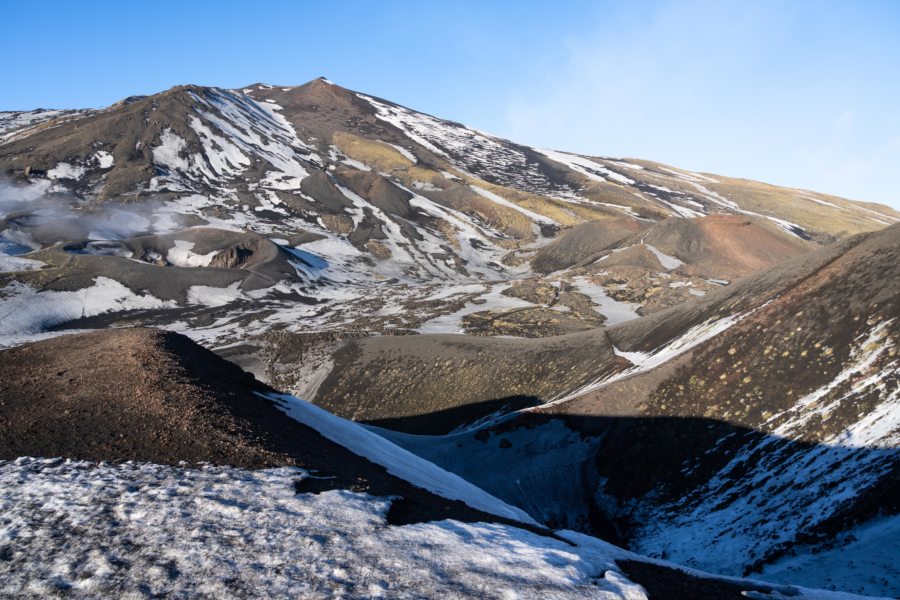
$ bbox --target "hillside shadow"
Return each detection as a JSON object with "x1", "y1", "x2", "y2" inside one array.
[
  {"x1": 365, "y1": 395, "x2": 541, "y2": 434},
  {"x1": 366, "y1": 400, "x2": 899, "y2": 579}
]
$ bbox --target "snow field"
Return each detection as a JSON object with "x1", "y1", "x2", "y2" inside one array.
[{"x1": 0, "y1": 458, "x2": 645, "y2": 600}]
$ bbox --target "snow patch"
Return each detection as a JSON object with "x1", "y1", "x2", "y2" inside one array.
[
  {"x1": 152, "y1": 129, "x2": 190, "y2": 172},
  {"x1": 417, "y1": 283, "x2": 533, "y2": 334},
  {"x1": 186, "y1": 281, "x2": 244, "y2": 307},
  {"x1": 92, "y1": 150, "x2": 114, "y2": 169},
  {"x1": 643, "y1": 243, "x2": 684, "y2": 270},
  {"x1": 771, "y1": 319, "x2": 898, "y2": 448},
  {"x1": 0, "y1": 278, "x2": 176, "y2": 336},
  {"x1": 569, "y1": 277, "x2": 640, "y2": 325},
  {"x1": 545, "y1": 311, "x2": 751, "y2": 407},
  {"x1": 47, "y1": 162, "x2": 86, "y2": 180},
  {"x1": 386, "y1": 143, "x2": 417, "y2": 163},
  {"x1": 0, "y1": 255, "x2": 45, "y2": 273},
  {"x1": 538, "y1": 149, "x2": 635, "y2": 185},
  {"x1": 166, "y1": 240, "x2": 217, "y2": 268},
  {"x1": 470, "y1": 185, "x2": 558, "y2": 226}
]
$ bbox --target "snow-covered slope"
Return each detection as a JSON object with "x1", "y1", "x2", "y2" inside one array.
[
  {"x1": 0, "y1": 458, "x2": 881, "y2": 600},
  {"x1": 0, "y1": 458, "x2": 642, "y2": 599},
  {"x1": 0, "y1": 108, "x2": 90, "y2": 144},
  {"x1": 344, "y1": 86, "x2": 897, "y2": 242}
]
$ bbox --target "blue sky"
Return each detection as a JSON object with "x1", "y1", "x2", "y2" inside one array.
[{"x1": 2, "y1": 0, "x2": 899, "y2": 208}]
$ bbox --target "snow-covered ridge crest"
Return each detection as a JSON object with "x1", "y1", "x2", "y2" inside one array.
[{"x1": 263, "y1": 391, "x2": 538, "y2": 524}]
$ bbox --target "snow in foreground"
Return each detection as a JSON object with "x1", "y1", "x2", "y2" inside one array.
[{"x1": 0, "y1": 458, "x2": 645, "y2": 599}]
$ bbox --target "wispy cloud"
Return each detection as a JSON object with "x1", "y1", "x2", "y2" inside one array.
[
  {"x1": 498, "y1": 1, "x2": 900, "y2": 209},
  {"x1": 502, "y1": 1, "x2": 780, "y2": 155}
]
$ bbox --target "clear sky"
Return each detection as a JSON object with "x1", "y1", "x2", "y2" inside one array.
[{"x1": 2, "y1": 0, "x2": 899, "y2": 208}]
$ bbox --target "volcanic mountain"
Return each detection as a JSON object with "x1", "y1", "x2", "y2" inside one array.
[
  {"x1": 1, "y1": 79, "x2": 896, "y2": 349},
  {"x1": 1, "y1": 77, "x2": 898, "y2": 598}
]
